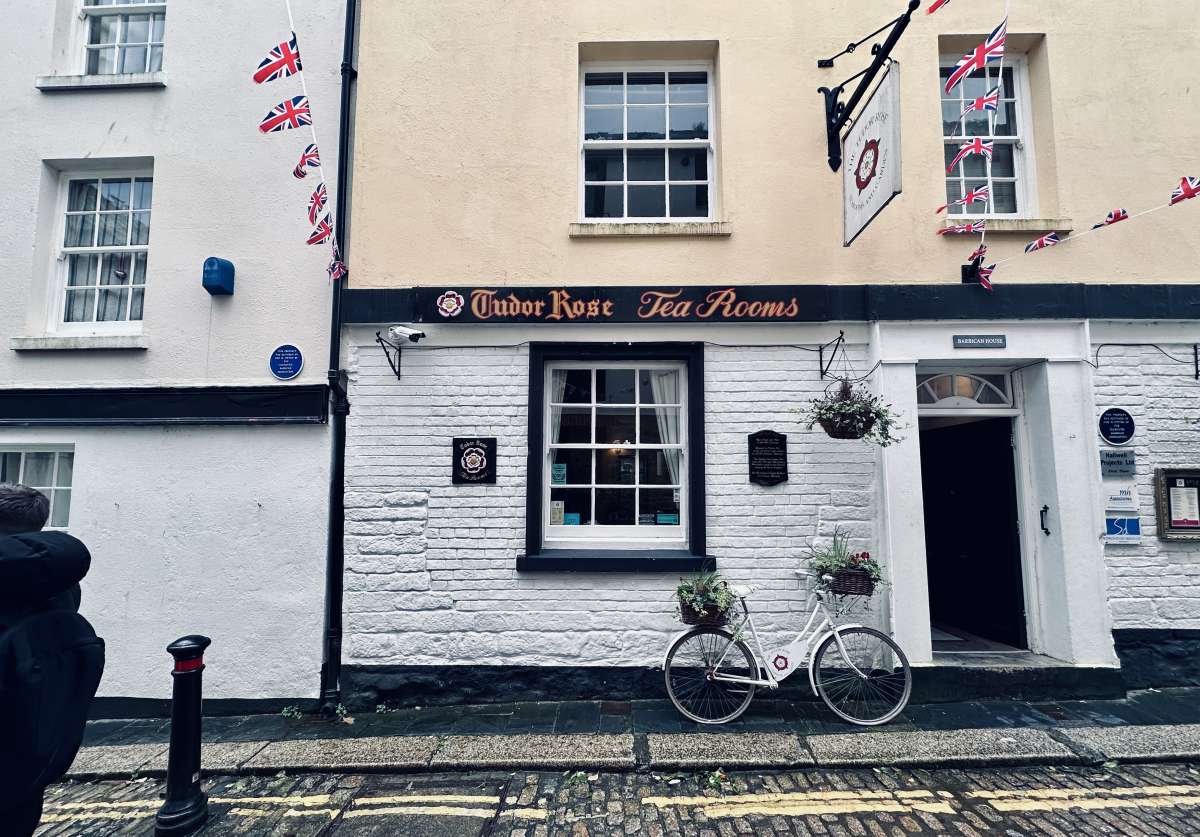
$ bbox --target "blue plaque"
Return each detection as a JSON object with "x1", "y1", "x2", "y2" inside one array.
[
  {"x1": 1099, "y1": 407, "x2": 1135, "y2": 446},
  {"x1": 269, "y1": 344, "x2": 304, "y2": 381}
]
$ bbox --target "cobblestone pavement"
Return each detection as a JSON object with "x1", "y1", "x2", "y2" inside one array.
[{"x1": 37, "y1": 761, "x2": 1200, "y2": 835}]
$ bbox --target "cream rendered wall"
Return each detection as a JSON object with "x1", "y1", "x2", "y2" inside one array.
[{"x1": 350, "y1": 1, "x2": 1200, "y2": 288}]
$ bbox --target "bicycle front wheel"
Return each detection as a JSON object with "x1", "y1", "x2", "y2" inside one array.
[
  {"x1": 813, "y1": 626, "x2": 911, "y2": 726},
  {"x1": 664, "y1": 627, "x2": 757, "y2": 724}
]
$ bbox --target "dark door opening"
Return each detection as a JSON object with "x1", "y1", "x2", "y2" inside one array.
[{"x1": 919, "y1": 416, "x2": 1027, "y2": 651}]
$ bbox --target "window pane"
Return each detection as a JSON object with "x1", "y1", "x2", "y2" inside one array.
[
  {"x1": 130, "y1": 287, "x2": 145, "y2": 320},
  {"x1": 627, "y1": 106, "x2": 666, "y2": 140},
  {"x1": 992, "y1": 181, "x2": 1017, "y2": 213},
  {"x1": 627, "y1": 72, "x2": 664, "y2": 104},
  {"x1": 584, "y1": 107, "x2": 623, "y2": 140},
  {"x1": 149, "y1": 44, "x2": 163, "y2": 72},
  {"x1": 101, "y1": 179, "x2": 132, "y2": 211},
  {"x1": 627, "y1": 149, "x2": 664, "y2": 181},
  {"x1": 639, "y1": 369, "x2": 680, "y2": 404},
  {"x1": 961, "y1": 151, "x2": 986, "y2": 178},
  {"x1": 131, "y1": 211, "x2": 151, "y2": 245},
  {"x1": 583, "y1": 149, "x2": 623, "y2": 182},
  {"x1": 51, "y1": 490, "x2": 72, "y2": 528},
  {"x1": 132, "y1": 252, "x2": 148, "y2": 284},
  {"x1": 121, "y1": 45, "x2": 148, "y2": 73},
  {"x1": 668, "y1": 71, "x2": 707, "y2": 104},
  {"x1": 639, "y1": 488, "x2": 680, "y2": 524},
  {"x1": 89, "y1": 15, "x2": 119, "y2": 45},
  {"x1": 596, "y1": 407, "x2": 635, "y2": 444},
  {"x1": 628, "y1": 186, "x2": 665, "y2": 218},
  {"x1": 669, "y1": 184, "x2": 708, "y2": 217},
  {"x1": 100, "y1": 252, "x2": 133, "y2": 285},
  {"x1": 151, "y1": 14, "x2": 166, "y2": 41},
  {"x1": 65, "y1": 289, "x2": 96, "y2": 322},
  {"x1": 87, "y1": 47, "x2": 117, "y2": 75},
  {"x1": 551, "y1": 368, "x2": 590, "y2": 403},
  {"x1": 97, "y1": 288, "x2": 129, "y2": 321},
  {"x1": 962, "y1": 179, "x2": 987, "y2": 213},
  {"x1": 963, "y1": 109, "x2": 989, "y2": 137},
  {"x1": 961, "y1": 69, "x2": 987, "y2": 100},
  {"x1": 669, "y1": 105, "x2": 708, "y2": 139},
  {"x1": 67, "y1": 255, "x2": 97, "y2": 287},
  {"x1": 584, "y1": 73, "x2": 623, "y2": 105},
  {"x1": 0, "y1": 453, "x2": 20, "y2": 482},
  {"x1": 551, "y1": 488, "x2": 592, "y2": 525},
  {"x1": 668, "y1": 148, "x2": 706, "y2": 181},
  {"x1": 991, "y1": 143, "x2": 1015, "y2": 177},
  {"x1": 999, "y1": 67, "x2": 1015, "y2": 95},
  {"x1": 640, "y1": 407, "x2": 680, "y2": 445},
  {"x1": 57, "y1": 452, "x2": 74, "y2": 486},
  {"x1": 596, "y1": 448, "x2": 636, "y2": 485},
  {"x1": 945, "y1": 181, "x2": 963, "y2": 215},
  {"x1": 23, "y1": 453, "x2": 54, "y2": 487},
  {"x1": 639, "y1": 450, "x2": 680, "y2": 485},
  {"x1": 551, "y1": 407, "x2": 591, "y2": 444},
  {"x1": 65, "y1": 215, "x2": 96, "y2": 247},
  {"x1": 68, "y1": 180, "x2": 99, "y2": 212},
  {"x1": 596, "y1": 369, "x2": 635, "y2": 403},
  {"x1": 584, "y1": 185, "x2": 622, "y2": 218},
  {"x1": 551, "y1": 449, "x2": 591, "y2": 485},
  {"x1": 98, "y1": 212, "x2": 130, "y2": 246},
  {"x1": 124, "y1": 14, "x2": 151, "y2": 43},
  {"x1": 941, "y1": 102, "x2": 962, "y2": 137},
  {"x1": 595, "y1": 488, "x2": 635, "y2": 525}
]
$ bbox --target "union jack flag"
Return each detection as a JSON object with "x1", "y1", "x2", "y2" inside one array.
[
  {"x1": 944, "y1": 18, "x2": 1007, "y2": 95},
  {"x1": 293, "y1": 144, "x2": 321, "y2": 179},
  {"x1": 1024, "y1": 232, "x2": 1061, "y2": 253},
  {"x1": 252, "y1": 33, "x2": 303, "y2": 84},
  {"x1": 328, "y1": 258, "x2": 348, "y2": 281},
  {"x1": 938, "y1": 221, "x2": 986, "y2": 235},
  {"x1": 307, "y1": 214, "x2": 334, "y2": 246},
  {"x1": 960, "y1": 86, "x2": 1001, "y2": 119},
  {"x1": 1170, "y1": 176, "x2": 1200, "y2": 206},
  {"x1": 977, "y1": 264, "x2": 996, "y2": 291},
  {"x1": 937, "y1": 184, "x2": 990, "y2": 214},
  {"x1": 946, "y1": 137, "x2": 994, "y2": 173},
  {"x1": 927, "y1": 0, "x2": 952, "y2": 13},
  {"x1": 258, "y1": 96, "x2": 311, "y2": 134},
  {"x1": 1091, "y1": 209, "x2": 1129, "y2": 229},
  {"x1": 969, "y1": 243, "x2": 989, "y2": 262},
  {"x1": 308, "y1": 183, "x2": 328, "y2": 225}
]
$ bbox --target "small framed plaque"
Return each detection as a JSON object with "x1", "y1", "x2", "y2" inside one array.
[
  {"x1": 1154, "y1": 468, "x2": 1200, "y2": 540},
  {"x1": 452, "y1": 437, "x2": 497, "y2": 484},
  {"x1": 748, "y1": 430, "x2": 788, "y2": 487}
]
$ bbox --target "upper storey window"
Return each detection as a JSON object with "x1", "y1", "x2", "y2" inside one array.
[{"x1": 83, "y1": 0, "x2": 166, "y2": 75}]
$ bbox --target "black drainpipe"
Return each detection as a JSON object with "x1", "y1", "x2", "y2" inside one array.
[{"x1": 319, "y1": 0, "x2": 359, "y2": 715}]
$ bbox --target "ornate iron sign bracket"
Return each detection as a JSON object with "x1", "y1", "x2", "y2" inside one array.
[{"x1": 817, "y1": 0, "x2": 919, "y2": 172}]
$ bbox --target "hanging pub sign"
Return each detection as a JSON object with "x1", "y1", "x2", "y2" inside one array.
[
  {"x1": 1155, "y1": 468, "x2": 1200, "y2": 540},
  {"x1": 842, "y1": 63, "x2": 903, "y2": 247},
  {"x1": 414, "y1": 286, "x2": 838, "y2": 324},
  {"x1": 1098, "y1": 407, "x2": 1136, "y2": 446},
  {"x1": 452, "y1": 437, "x2": 497, "y2": 484},
  {"x1": 748, "y1": 430, "x2": 789, "y2": 487}
]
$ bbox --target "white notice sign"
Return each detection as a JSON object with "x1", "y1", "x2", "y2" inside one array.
[
  {"x1": 842, "y1": 63, "x2": 903, "y2": 246},
  {"x1": 1104, "y1": 483, "x2": 1139, "y2": 512}
]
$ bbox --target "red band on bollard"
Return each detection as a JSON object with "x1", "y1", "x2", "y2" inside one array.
[{"x1": 174, "y1": 657, "x2": 204, "y2": 673}]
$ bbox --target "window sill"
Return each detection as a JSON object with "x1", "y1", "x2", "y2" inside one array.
[
  {"x1": 10, "y1": 335, "x2": 148, "y2": 352},
  {"x1": 569, "y1": 221, "x2": 732, "y2": 238},
  {"x1": 946, "y1": 218, "x2": 1073, "y2": 234},
  {"x1": 35, "y1": 72, "x2": 166, "y2": 92},
  {"x1": 517, "y1": 549, "x2": 711, "y2": 572}
]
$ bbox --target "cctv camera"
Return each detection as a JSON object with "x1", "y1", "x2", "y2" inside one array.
[{"x1": 388, "y1": 325, "x2": 426, "y2": 343}]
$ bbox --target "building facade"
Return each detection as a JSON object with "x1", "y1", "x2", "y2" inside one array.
[
  {"x1": 0, "y1": 0, "x2": 343, "y2": 704},
  {"x1": 338, "y1": 1, "x2": 1200, "y2": 704}
]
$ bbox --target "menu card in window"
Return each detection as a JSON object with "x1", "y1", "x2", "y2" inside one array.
[{"x1": 1170, "y1": 479, "x2": 1200, "y2": 528}]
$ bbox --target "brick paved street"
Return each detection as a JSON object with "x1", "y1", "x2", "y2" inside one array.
[{"x1": 37, "y1": 761, "x2": 1200, "y2": 835}]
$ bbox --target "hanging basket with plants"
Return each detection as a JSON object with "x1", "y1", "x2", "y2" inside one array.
[
  {"x1": 804, "y1": 526, "x2": 884, "y2": 598},
  {"x1": 674, "y1": 571, "x2": 736, "y2": 626},
  {"x1": 802, "y1": 379, "x2": 904, "y2": 447}
]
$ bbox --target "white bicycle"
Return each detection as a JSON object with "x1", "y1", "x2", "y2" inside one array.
[{"x1": 663, "y1": 571, "x2": 912, "y2": 726}]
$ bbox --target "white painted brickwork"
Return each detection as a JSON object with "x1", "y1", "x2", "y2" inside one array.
[
  {"x1": 1093, "y1": 343, "x2": 1200, "y2": 628},
  {"x1": 343, "y1": 335, "x2": 881, "y2": 668}
]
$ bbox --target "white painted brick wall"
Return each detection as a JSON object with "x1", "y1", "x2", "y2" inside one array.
[
  {"x1": 1093, "y1": 343, "x2": 1200, "y2": 629},
  {"x1": 343, "y1": 336, "x2": 882, "y2": 667}
]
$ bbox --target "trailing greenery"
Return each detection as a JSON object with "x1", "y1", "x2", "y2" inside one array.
[
  {"x1": 674, "y1": 570, "x2": 736, "y2": 617},
  {"x1": 802, "y1": 379, "x2": 904, "y2": 447},
  {"x1": 804, "y1": 526, "x2": 884, "y2": 586}
]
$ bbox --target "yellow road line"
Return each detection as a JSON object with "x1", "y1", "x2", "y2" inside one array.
[
  {"x1": 47, "y1": 799, "x2": 159, "y2": 811},
  {"x1": 230, "y1": 806, "x2": 340, "y2": 819},
  {"x1": 40, "y1": 810, "x2": 155, "y2": 824},
  {"x1": 343, "y1": 804, "x2": 548, "y2": 820},
  {"x1": 211, "y1": 793, "x2": 334, "y2": 806},
  {"x1": 987, "y1": 794, "x2": 1200, "y2": 813},
  {"x1": 704, "y1": 799, "x2": 955, "y2": 818},
  {"x1": 968, "y1": 784, "x2": 1199, "y2": 800},
  {"x1": 643, "y1": 789, "x2": 938, "y2": 807},
  {"x1": 353, "y1": 793, "x2": 503, "y2": 806}
]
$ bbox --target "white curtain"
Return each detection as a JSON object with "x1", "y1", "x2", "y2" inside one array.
[
  {"x1": 649, "y1": 370, "x2": 680, "y2": 484},
  {"x1": 549, "y1": 369, "x2": 569, "y2": 444}
]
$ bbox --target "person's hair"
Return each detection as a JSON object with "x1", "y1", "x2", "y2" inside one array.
[{"x1": 0, "y1": 483, "x2": 51, "y2": 535}]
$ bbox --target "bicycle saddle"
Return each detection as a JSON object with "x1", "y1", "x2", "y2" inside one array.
[{"x1": 728, "y1": 584, "x2": 755, "y2": 598}]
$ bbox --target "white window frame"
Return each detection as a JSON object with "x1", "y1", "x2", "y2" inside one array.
[
  {"x1": 939, "y1": 54, "x2": 1037, "y2": 219},
  {"x1": 543, "y1": 360, "x2": 688, "y2": 550},
  {"x1": 916, "y1": 371, "x2": 1018, "y2": 417},
  {"x1": 0, "y1": 447, "x2": 75, "y2": 530},
  {"x1": 79, "y1": 0, "x2": 167, "y2": 76},
  {"x1": 578, "y1": 60, "x2": 717, "y2": 223},
  {"x1": 48, "y1": 168, "x2": 153, "y2": 336}
]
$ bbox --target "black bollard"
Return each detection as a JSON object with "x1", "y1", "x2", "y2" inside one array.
[{"x1": 155, "y1": 635, "x2": 212, "y2": 836}]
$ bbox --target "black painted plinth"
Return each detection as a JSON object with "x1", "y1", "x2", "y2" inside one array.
[{"x1": 1114, "y1": 628, "x2": 1200, "y2": 688}]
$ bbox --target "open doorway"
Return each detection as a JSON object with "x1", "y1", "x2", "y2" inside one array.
[{"x1": 919, "y1": 415, "x2": 1027, "y2": 652}]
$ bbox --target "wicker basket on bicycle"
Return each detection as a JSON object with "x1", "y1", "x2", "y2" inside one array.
[
  {"x1": 678, "y1": 601, "x2": 729, "y2": 626},
  {"x1": 829, "y1": 568, "x2": 876, "y2": 597}
]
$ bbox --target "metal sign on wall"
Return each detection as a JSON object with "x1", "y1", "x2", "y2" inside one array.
[{"x1": 842, "y1": 63, "x2": 902, "y2": 247}]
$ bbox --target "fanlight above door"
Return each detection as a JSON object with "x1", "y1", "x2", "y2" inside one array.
[{"x1": 917, "y1": 373, "x2": 1012, "y2": 409}]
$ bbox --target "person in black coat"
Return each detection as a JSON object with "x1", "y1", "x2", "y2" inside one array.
[{"x1": 0, "y1": 484, "x2": 94, "y2": 836}]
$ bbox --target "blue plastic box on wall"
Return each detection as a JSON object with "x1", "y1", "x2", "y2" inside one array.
[{"x1": 202, "y1": 257, "x2": 235, "y2": 295}]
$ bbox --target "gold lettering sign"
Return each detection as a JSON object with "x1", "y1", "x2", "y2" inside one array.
[{"x1": 455, "y1": 288, "x2": 801, "y2": 322}]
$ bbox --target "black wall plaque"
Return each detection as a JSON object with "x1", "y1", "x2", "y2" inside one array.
[
  {"x1": 748, "y1": 430, "x2": 789, "y2": 486},
  {"x1": 453, "y1": 437, "x2": 497, "y2": 484},
  {"x1": 1099, "y1": 408, "x2": 1136, "y2": 446}
]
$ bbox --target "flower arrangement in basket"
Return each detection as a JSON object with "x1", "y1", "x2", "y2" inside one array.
[
  {"x1": 674, "y1": 571, "x2": 736, "y2": 626},
  {"x1": 804, "y1": 526, "x2": 884, "y2": 597},
  {"x1": 802, "y1": 379, "x2": 903, "y2": 447}
]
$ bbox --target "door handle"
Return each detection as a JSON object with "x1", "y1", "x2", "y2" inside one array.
[{"x1": 1040, "y1": 505, "x2": 1051, "y2": 536}]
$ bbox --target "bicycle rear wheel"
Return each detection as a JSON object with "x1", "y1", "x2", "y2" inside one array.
[
  {"x1": 812, "y1": 626, "x2": 911, "y2": 726},
  {"x1": 664, "y1": 627, "x2": 758, "y2": 724}
]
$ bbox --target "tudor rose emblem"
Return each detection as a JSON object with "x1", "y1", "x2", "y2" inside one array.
[
  {"x1": 437, "y1": 290, "x2": 465, "y2": 318},
  {"x1": 773, "y1": 654, "x2": 789, "y2": 672},
  {"x1": 854, "y1": 138, "x2": 880, "y2": 193},
  {"x1": 460, "y1": 444, "x2": 487, "y2": 476}
]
